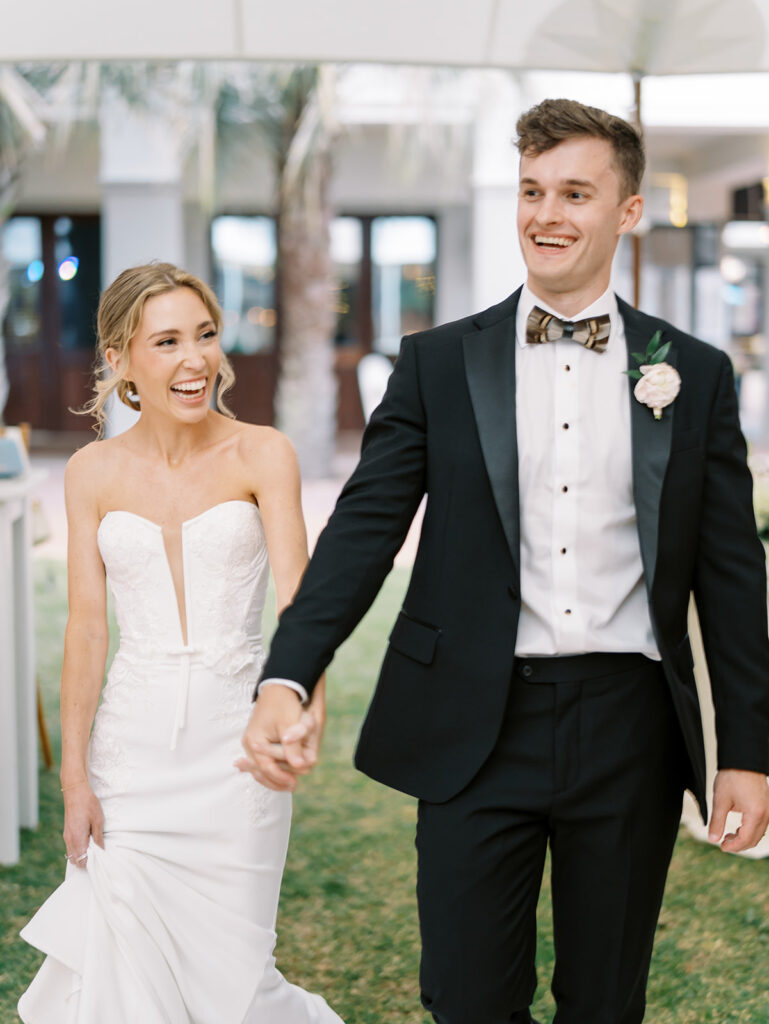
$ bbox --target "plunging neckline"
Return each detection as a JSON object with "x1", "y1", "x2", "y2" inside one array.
[{"x1": 98, "y1": 500, "x2": 260, "y2": 647}]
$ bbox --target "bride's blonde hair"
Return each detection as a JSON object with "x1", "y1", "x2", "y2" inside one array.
[{"x1": 81, "y1": 262, "x2": 235, "y2": 436}]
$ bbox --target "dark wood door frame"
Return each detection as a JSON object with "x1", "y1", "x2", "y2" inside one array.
[{"x1": 4, "y1": 212, "x2": 100, "y2": 432}]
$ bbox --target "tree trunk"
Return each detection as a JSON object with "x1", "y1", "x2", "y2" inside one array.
[{"x1": 274, "y1": 154, "x2": 337, "y2": 479}]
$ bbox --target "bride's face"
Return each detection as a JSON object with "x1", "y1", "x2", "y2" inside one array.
[{"x1": 115, "y1": 287, "x2": 222, "y2": 424}]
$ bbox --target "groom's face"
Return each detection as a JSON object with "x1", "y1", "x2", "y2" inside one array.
[{"x1": 517, "y1": 135, "x2": 642, "y2": 314}]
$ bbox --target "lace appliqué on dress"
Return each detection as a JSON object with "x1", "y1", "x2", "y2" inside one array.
[
  {"x1": 209, "y1": 647, "x2": 265, "y2": 723},
  {"x1": 88, "y1": 657, "x2": 151, "y2": 808},
  {"x1": 214, "y1": 649, "x2": 274, "y2": 824},
  {"x1": 238, "y1": 771, "x2": 275, "y2": 825}
]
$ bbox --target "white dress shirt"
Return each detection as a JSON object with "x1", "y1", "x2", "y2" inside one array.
[{"x1": 515, "y1": 284, "x2": 659, "y2": 659}]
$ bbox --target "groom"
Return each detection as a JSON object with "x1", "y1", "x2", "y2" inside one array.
[{"x1": 243, "y1": 99, "x2": 769, "y2": 1022}]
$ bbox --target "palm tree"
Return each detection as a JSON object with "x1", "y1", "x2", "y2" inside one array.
[{"x1": 217, "y1": 64, "x2": 338, "y2": 478}]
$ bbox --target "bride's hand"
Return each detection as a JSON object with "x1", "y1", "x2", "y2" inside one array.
[{"x1": 62, "y1": 780, "x2": 104, "y2": 869}]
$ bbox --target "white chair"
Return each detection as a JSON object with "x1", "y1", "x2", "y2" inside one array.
[{"x1": 356, "y1": 352, "x2": 394, "y2": 422}]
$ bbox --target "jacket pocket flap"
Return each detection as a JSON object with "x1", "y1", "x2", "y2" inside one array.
[{"x1": 388, "y1": 611, "x2": 441, "y2": 665}]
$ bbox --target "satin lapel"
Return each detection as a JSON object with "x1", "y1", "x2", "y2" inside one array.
[
  {"x1": 622, "y1": 304, "x2": 677, "y2": 591},
  {"x1": 462, "y1": 310, "x2": 520, "y2": 579}
]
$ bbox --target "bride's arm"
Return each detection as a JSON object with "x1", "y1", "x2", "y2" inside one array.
[
  {"x1": 60, "y1": 448, "x2": 110, "y2": 867},
  {"x1": 239, "y1": 428, "x2": 326, "y2": 789},
  {"x1": 247, "y1": 429, "x2": 307, "y2": 613}
]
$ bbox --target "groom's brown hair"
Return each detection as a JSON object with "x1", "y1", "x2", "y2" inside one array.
[{"x1": 515, "y1": 98, "x2": 645, "y2": 199}]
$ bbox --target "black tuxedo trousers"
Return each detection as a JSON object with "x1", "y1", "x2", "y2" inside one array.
[
  {"x1": 260, "y1": 290, "x2": 769, "y2": 1021},
  {"x1": 417, "y1": 654, "x2": 686, "y2": 1023}
]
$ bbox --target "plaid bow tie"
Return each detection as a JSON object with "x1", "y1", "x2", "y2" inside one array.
[{"x1": 526, "y1": 306, "x2": 611, "y2": 353}]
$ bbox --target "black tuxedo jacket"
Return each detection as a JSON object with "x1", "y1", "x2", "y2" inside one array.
[{"x1": 261, "y1": 289, "x2": 769, "y2": 817}]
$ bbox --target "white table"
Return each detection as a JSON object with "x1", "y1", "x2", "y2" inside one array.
[{"x1": 0, "y1": 469, "x2": 47, "y2": 865}]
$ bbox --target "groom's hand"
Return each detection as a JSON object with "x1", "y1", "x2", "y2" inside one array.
[
  {"x1": 708, "y1": 768, "x2": 769, "y2": 853},
  {"x1": 238, "y1": 685, "x2": 317, "y2": 791}
]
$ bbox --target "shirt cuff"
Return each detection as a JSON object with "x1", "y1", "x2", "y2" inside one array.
[{"x1": 258, "y1": 678, "x2": 310, "y2": 705}]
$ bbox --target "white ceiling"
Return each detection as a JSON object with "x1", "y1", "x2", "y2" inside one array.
[{"x1": 4, "y1": 0, "x2": 769, "y2": 74}]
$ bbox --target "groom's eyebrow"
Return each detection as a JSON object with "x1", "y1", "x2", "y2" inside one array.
[{"x1": 519, "y1": 176, "x2": 596, "y2": 188}]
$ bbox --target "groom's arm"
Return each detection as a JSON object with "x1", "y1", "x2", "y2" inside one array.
[
  {"x1": 242, "y1": 336, "x2": 429, "y2": 787},
  {"x1": 692, "y1": 353, "x2": 769, "y2": 850},
  {"x1": 258, "y1": 333, "x2": 429, "y2": 694}
]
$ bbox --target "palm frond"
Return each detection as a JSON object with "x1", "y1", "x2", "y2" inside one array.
[
  {"x1": 281, "y1": 66, "x2": 337, "y2": 212},
  {"x1": 0, "y1": 67, "x2": 47, "y2": 217}
]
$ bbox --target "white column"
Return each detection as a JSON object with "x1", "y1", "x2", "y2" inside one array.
[
  {"x1": 100, "y1": 87, "x2": 186, "y2": 281},
  {"x1": 436, "y1": 206, "x2": 472, "y2": 325},
  {"x1": 183, "y1": 201, "x2": 213, "y2": 284},
  {"x1": 471, "y1": 72, "x2": 526, "y2": 312},
  {"x1": 99, "y1": 88, "x2": 187, "y2": 436}
]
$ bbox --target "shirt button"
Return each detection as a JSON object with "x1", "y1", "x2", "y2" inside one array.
[
  {"x1": 565, "y1": 609, "x2": 572, "y2": 615},
  {"x1": 561, "y1": 485, "x2": 568, "y2": 493},
  {"x1": 562, "y1": 423, "x2": 569, "y2": 430},
  {"x1": 521, "y1": 664, "x2": 533, "y2": 678},
  {"x1": 560, "y1": 547, "x2": 567, "y2": 554},
  {"x1": 564, "y1": 364, "x2": 571, "y2": 372}
]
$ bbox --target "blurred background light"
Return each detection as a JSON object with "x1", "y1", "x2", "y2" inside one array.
[
  {"x1": 26, "y1": 259, "x2": 44, "y2": 283},
  {"x1": 57, "y1": 256, "x2": 79, "y2": 281}
]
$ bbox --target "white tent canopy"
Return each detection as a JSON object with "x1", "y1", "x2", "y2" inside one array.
[{"x1": 3, "y1": 0, "x2": 769, "y2": 73}]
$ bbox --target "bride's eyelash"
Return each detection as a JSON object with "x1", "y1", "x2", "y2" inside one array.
[{"x1": 154, "y1": 331, "x2": 216, "y2": 347}]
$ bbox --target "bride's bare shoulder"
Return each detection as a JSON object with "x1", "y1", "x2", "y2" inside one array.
[
  {"x1": 234, "y1": 423, "x2": 297, "y2": 464},
  {"x1": 64, "y1": 435, "x2": 131, "y2": 506},
  {"x1": 66, "y1": 434, "x2": 127, "y2": 472},
  {"x1": 232, "y1": 424, "x2": 299, "y2": 496}
]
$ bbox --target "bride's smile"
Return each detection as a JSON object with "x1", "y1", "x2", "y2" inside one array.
[{"x1": 170, "y1": 376, "x2": 208, "y2": 402}]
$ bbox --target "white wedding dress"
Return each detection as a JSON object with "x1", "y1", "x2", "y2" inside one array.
[{"x1": 19, "y1": 500, "x2": 343, "y2": 1024}]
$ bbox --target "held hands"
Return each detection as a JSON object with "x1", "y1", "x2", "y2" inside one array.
[
  {"x1": 62, "y1": 780, "x2": 104, "y2": 869},
  {"x1": 708, "y1": 769, "x2": 769, "y2": 853},
  {"x1": 237, "y1": 683, "x2": 324, "y2": 791}
]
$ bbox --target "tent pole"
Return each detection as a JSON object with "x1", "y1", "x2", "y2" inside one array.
[{"x1": 632, "y1": 72, "x2": 643, "y2": 309}]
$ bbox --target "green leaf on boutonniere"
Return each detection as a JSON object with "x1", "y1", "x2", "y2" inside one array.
[
  {"x1": 624, "y1": 329, "x2": 669, "y2": 377},
  {"x1": 645, "y1": 330, "x2": 662, "y2": 360},
  {"x1": 651, "y1": 341, "x2": 671, "y2": 364}
]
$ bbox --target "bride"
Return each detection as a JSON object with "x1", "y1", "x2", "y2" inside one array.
[{"x1": 18, "y1": 263, "x2": 343, "y2": 1024}]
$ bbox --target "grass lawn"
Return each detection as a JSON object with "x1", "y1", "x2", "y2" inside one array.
[{"x1": 1, "y1": 559, "x2": 767, "y2": 1023}]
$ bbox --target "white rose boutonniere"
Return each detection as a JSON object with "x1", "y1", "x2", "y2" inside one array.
[{"x1": 625, "y1": 330, "x2": 681, "y2": 420}]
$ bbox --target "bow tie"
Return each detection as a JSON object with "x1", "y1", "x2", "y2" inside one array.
[{"x1": 526, "y1": 306, "x2": 611, "y2": 353}]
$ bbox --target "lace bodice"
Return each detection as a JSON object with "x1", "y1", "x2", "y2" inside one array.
[{"x1": 97, "y1": 500, "x2": 269, "y2": 680}]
